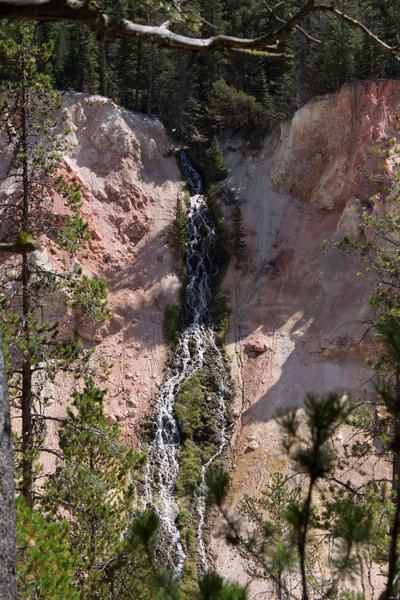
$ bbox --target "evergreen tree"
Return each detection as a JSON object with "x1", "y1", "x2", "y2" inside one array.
[
  {"x1": 39, "y1": 377, "x2": 154, "y2": 598},
  {"x1": 206, "y1": 136, "x2": 228, "y2": 181},
  {"x1": 17, "y1": 498, "x2": 79, "y2": 600},
  {"x1": 0, "y1": 21, "x2": 108, "y2": 508},
  {"x1": 230, "y1": 205, "x2": 247, "y2": 264},
  {"x1": 207, "y1": 393, "x2": 383, "y2": 600},
  {"x1": 168, "y1": 194, "x2": 187, "y2": 260}
]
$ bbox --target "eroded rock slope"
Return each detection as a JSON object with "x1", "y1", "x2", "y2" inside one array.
[
  {"x1": 0, "y1": 93, "x2": 182, "y2": 448},
  {"x1": 212, "y1": 79, "x2": 400, "y2": 587}
]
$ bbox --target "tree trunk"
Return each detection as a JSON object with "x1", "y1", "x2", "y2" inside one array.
[
  {"x1": 0, "y1": 331, "x2": 18, "y2": 599},
  {"x1": 21, "y1": 79, "x2": 33, "y2": 509},
  {"x1": 134, "y1": 41, "x2": 142, "y2": 112}
]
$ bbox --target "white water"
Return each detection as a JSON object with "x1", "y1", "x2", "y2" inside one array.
[{"x1": 145, "y1": 152, "x2": 228, "y2": 576}]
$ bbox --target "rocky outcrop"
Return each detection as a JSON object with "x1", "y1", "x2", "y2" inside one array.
[
  {"x1": 211, "y1": 80, "x2": 400, "y2": 594},
  {"x1": 2, "y1": 93, "x2": 182, "y2": 448},
  {"x1": 59, "y1": 95, "x2": 182, "y2": 442}
]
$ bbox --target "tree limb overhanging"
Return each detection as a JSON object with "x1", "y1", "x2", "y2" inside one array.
[{"x1": 0, "y1": 0, "x2": 399, "y2": 61}]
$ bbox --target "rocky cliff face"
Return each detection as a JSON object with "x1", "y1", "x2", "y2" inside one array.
[
  {"x1": 12, "y1": 94, "x2": 183, "y2": 448},
  {"x1": 210, "y1": 79, "x2": 400, "y2": 591},
  {"x1": 3, "y1": 82, "x2": 399, "y2": 593}
]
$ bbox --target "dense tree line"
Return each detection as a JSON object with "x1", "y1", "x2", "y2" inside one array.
[{"x1": 2, "y1": 0, "x2": 389, "y2": 146}]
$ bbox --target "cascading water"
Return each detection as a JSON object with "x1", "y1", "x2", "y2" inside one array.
[{"x1": 145, "y1": 151, "x2": 228, "y2": 576}]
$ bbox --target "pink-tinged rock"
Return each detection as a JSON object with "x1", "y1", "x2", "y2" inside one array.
[
  {"x1": 107, "y1": 415, "x2": 117, "y2": 426},
  {"x1": 245, "y1": 440, "x2": 259, "y2": 452},
  {"x1": 244, "y1": 335, "x2": 270, "y2": 354},
  {"x1": 270, "y1": 80, "x2": 400, "y2": 210},
  {"x1": 124, "y1": 214, "x2": 151, "y2": 240}
]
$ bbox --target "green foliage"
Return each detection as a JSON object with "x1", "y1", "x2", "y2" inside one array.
[
  {"x1": 208, "y1": 393, "x2": 388, "y2": 599},
  {"x1": 0, "y1": 21, "x2": 111, "y2": 507},
  {"x1": 174, "y1": 371, "x2": 205, "y2": 497},
  {"x1": 205, "y1": 187, "x2": 230, "y2": 286},
  {"x1": 175, "y1": 371, "x2": 204, "y2": 441},
  {"x1": 168, "y1": 194, "x2": 187, "y2": 260},
  {"x1": 206, "y1": 464, "x2": 229, "y2": 508},
  {"x1": 230, "y1": 205, "x2": 247, "y2": 264},
  {"x1": 17, "y1": 498, "x2": 79, "y2": 600},
  {"x1": 40, "y1": 377, "x2": 147, "y2": 598},
  {"x1": 198, "y1": 572, "x2": 247, "y2": 600},
  {"x1": 205, "y1": 136, "x2": 228, "y2": 182},
  {"x1": 211, "y1": 295, "x2": 230, "y2": 346},
  {"x1": 69, "y1": 274, "x2": 110, "y2": 323},
  {"x1": 280, "y1": 392, "x2": 350, "y2": 479},
  {"x1": 208, "y1": 79, "x2": 268, "y2": 148},
  {"x1": 240, "y1": 473, "x2": 299, "y2": 586},
  {"x1": 24, "y1": 0, "x2": 400, "y2": 150},
  {"x1": 176, "y1": 438, "x2": 203, "y2": 497}
]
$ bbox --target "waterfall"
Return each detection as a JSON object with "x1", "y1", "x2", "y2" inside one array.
[{"x1": 145, "y1": 151, "x2": 228, "y2": 576}]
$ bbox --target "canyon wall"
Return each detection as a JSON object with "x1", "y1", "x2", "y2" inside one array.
[
  {"x1": 3, "y1": 81, "x2": 400, "y2": 594},
  {"x1": 0, "y1": 93, "x2": 183, "y2": 449},
  {"x1": 211, "y1": 79, "x2": 400, "y2": 592},
  {"x1": 57, "y1": 94, "x2": 183, "y2": 446}
]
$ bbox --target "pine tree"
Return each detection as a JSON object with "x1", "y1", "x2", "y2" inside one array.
[
  {"x1": 17, "y1": 498, "x2": 79, "y2": 600},
  {"x1": 207, "y1": 394, "x2": 382, "y2": 600},
  {"x1": 206, "y1": 136, "x2": 228, "y2": 181},
  {"x1": 0, "y1": 21, "x2": 108, "y2": 508},
  {"x1": 40, "y1": 377, "x2": 150, "y2": 598},
  {"x1": 168, "y1": 194, "x2": 187, "y2": 260},
  {"x1": 230, "y1": 205, "x2": 247, "y2": 264}
]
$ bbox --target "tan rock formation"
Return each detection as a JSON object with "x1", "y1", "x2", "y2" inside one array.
[
  {"x1": 2, "y1": 93, "x2": 182, "y2": 450},
  {"x1": 60, "y1": 94, "x2": 182, "y2": 444},
  {"x1": 212, "y1": 80, "x2": 400, "y2": 595}
]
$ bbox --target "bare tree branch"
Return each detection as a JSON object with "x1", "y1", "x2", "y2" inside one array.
[
  {"x1": 265, "y1": 1, "x2": 321, "y2": 44},
  {"x1": 315, "y1": 3, "x2": 400, "y2": 59},
  {"x1": 0, "y1": 0, "x2": 397, "y2": 61}
]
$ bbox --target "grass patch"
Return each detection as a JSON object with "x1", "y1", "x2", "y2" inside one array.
[{"x1": 175, "y1": 371, "x2": 204, "y2": 440}]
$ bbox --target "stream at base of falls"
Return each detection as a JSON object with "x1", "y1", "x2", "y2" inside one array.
[{"x1": 144, "y1": 151, "x2": 229, "y2": 577}]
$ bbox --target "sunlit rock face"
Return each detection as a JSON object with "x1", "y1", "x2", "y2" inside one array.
[
  {"x1": 58, "y1": 94, "x2": 183, "y2": 440},
  {"x1": 0, "y1": 93, "x2": 182, "y2": 446},
  {"x1": 3, "y1": 81, "x2": 400, "y2": 595},
  {"x1": 211, "y1": 80, "x2": 400, "y2": 596}
]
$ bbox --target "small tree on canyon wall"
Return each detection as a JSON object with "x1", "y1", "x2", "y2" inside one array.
[
  {"x1": 0, "y1": 21, "x2": 108, "y2": 509},
  {"x1": 207, "y1": 392, "x2": 388, "y2": 600}
]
